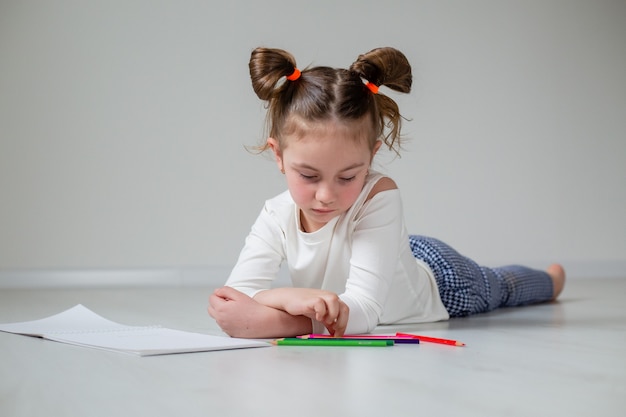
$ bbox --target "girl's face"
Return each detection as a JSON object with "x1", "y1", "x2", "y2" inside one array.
[{"x1": 268, "y1": 119, "x2": 381, "y2": 233}]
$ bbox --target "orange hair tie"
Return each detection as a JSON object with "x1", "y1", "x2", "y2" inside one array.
[
  {"x1": 286, "y1": 68, "x2": 301, "y2": 81},
  {"x1": 365, "y1": 81, "x2": 379, "y2": 94}
]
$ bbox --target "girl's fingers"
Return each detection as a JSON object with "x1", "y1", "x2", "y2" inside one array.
[
  {"x1": 213, "y1": 286, "x2": 241, "y2": 300},
  {"x1": 322, "y1": 296, "x2": 340, "y2": 325},
  {"x1": 312, "y1": 299, "x2": 328, "y2": 322},
  {"x1": 326, "y1": 302, "x2": 349, "y2": 337}
]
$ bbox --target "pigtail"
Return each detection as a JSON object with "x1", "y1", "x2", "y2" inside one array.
[
  {"x1": 249, "y1": 47, "x2": 299, "y2": 101},
  {"x1": 350, "y1": 47, "x2": 412, "y2": 154},
  {"x1": 350, "y1": 47, "x2": 412, "y2": 93}
]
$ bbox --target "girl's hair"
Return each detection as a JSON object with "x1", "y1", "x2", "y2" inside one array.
[{"x1": 248, "y1": 46, "x2": 412, "y2": 154}]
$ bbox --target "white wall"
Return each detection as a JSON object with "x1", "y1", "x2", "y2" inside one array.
[{"x1": 1, "y1": 0, "x2": 625, "y2": 284}]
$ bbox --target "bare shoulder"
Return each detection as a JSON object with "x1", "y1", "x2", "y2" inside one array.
[{"x1": 366, "y1": 176, "x2": 398, "y2": 201}]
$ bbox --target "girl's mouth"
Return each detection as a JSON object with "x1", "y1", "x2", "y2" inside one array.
[{"x1": 312, "y1": 208, "x2": 334, "y2": 214}]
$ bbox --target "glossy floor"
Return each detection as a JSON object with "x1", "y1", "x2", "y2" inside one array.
[{"x1": 0, "y1": 277, "x2": 624, "y2": 417}]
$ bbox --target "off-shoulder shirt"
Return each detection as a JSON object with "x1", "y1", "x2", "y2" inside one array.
[{"x1": 225, "y1": 170, "x2": 449, "y2": 334}]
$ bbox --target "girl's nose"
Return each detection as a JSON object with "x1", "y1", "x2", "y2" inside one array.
[{"x1": 316, "y1": 183, "x2": 336, "y2": 205}]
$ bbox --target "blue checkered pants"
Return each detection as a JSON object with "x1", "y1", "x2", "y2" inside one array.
[{"x1": 408, "y1": 235, "x2": 553, "y2": 317}]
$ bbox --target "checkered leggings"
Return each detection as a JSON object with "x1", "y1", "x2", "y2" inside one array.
[{"x1": 408, "y1": 235, "x2": 554, "y2": 317}]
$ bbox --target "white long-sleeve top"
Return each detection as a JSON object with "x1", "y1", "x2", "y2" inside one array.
[{"x1": 225, "y1": 171, "x2": 449, "y2": 334}]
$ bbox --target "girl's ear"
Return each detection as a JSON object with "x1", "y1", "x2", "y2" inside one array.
[
  {"x1": 267, "y1": 138, "x2": 284, "y2": 173},
  {"x1": 370, "y1": 140, "x2": 383, "y2": 164}
]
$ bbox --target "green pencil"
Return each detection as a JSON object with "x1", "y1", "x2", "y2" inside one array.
[{"x1": 271, "y1": 338, "x2": 394, "y2": 347}]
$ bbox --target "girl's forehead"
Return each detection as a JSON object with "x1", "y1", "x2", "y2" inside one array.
[{"x1": 283, "y1": 116, "x2": 374, "y2": 146}]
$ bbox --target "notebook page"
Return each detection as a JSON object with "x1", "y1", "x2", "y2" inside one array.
[
  {"x1": 0, "y1": 304, "x2": 137, "y2": 336},
  {"x1": 0, "y1": 304, "x2": 269, "y2": 355}
]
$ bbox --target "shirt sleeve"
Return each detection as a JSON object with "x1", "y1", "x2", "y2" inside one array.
[
  {"x1": 340, "y1": 189, "x2": 405, "y2": 334},
  {"x1": 224, "y1": 203, "x2": 285, "y2": 297}
]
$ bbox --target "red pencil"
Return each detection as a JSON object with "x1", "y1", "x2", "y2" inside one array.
[{"x1": 396, "y1": 332, "x2": 466, "y2": 347}]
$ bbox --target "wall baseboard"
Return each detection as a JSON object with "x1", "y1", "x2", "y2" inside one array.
[
  {"x1": 0, "y1": 267, "x2": 230, "y2": 289},
  {"x1": 0, "y1": 261, "x2": 623, "y2": 289},
  {"x1": 0, "y1": 265, "x2": 294, "y2": 289}
]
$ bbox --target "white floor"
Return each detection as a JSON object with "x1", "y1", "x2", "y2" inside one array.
[{"x1": 0, "y1": 277, "x2": 624, "y2": 417}]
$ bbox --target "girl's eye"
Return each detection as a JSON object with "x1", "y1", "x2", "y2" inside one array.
[
  {"x1": 299, "y1": 173, "x2": 318, "y2": 181},
  {"x1": 298, "y1": 173, "x2": 356, "y2": 183}
]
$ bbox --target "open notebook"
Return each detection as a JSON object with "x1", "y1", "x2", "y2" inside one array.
[{"x1": 0, "y1": 304, "x2": 269, "y2": 356}]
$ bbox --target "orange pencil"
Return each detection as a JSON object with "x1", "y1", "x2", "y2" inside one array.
[{"x1": 396, "y1": 332, "x2": 466, "y2": 347}]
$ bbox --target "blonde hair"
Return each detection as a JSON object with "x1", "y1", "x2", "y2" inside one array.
[{"x1": 248, "y1": 47, "x2": 412, "y2": 154}]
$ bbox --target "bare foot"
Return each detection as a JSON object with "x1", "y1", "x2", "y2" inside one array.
[{"x1": 547, "y1": 264, "x2": 566, "y2": 300}]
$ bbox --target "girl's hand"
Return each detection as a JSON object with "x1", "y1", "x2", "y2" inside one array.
[
  {"x1": 208, "y1": 286, "x2": 314, "y2": 338},
  {"x1": 255, "y1": 288, "x2": 350, "y2": 337},
  {"x1": 208, "y1": 287, "x2": 268, "y2": 338}
]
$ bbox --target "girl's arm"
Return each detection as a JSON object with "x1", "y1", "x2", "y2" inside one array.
[
  {"x1": 209, "y1": 286, "x2": 313, "y2": 338},
  {"x1": 214, "y1": 194, "x2": 349, "y2": 337},
  {"x1": 253, "y1": 287, "x2": 349, "y2": 336}
]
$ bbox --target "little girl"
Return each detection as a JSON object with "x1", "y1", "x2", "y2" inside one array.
[{"x1": 208, "y1": 46, "x2": 565, "y2": 339}]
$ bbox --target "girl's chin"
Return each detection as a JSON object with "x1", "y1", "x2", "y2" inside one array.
[{"x1": 302, "y1": 209, "x2": 341, "y2": 229}]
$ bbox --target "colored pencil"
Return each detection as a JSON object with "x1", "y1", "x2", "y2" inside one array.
[
  {"x1": 395, "y1": 332, "x2": 466, "y2": 347},
  {"x1": 272, "y1": 338, "x2": 394, "y2": 347},
  {"x1": 300, "y1": 334, "x2": 420, "y2": 344}
]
